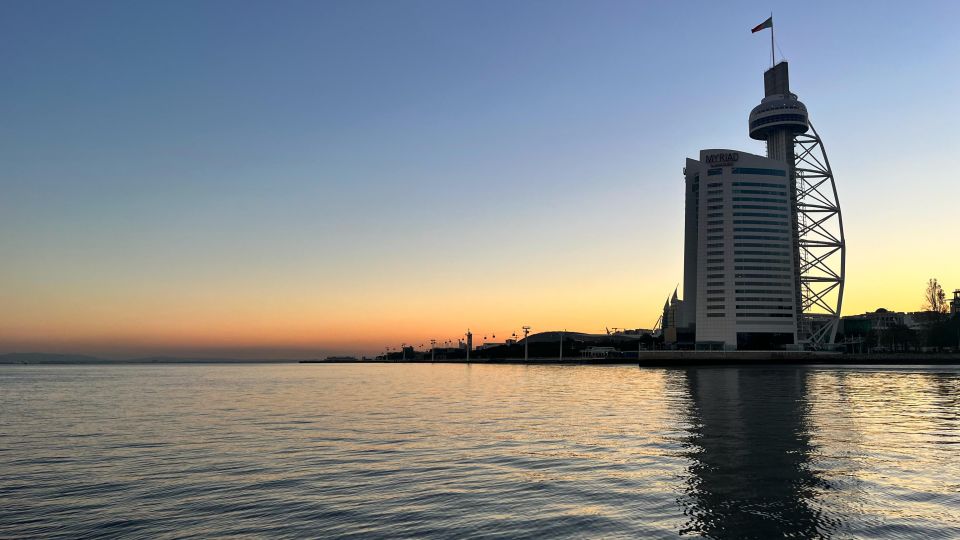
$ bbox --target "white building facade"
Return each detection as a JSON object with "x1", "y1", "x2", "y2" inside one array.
[{"x1": 683, "y1": 149, "x2": 799, "y2": 350}]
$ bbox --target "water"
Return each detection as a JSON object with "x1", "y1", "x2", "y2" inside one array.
[{"x1": 2, "y1": 364, "x2": 959, "y2": 539}]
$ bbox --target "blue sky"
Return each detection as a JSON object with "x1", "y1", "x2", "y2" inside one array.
[{"x1": 1, "y1": 1, "x2": 958, "y2": 357}]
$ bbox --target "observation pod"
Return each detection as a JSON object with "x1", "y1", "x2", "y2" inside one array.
[
  {"x1": 749, "y1": 62, "x2": 809, "y2": 162},
  {"x1": 749, "y1": 62, "x2": 846, "y2": 350},
  {"x1": 748, "y1": 95, "x2": 809, "y2": 141}
]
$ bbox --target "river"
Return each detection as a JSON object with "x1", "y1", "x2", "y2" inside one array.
[{"x1": 2, "y1": 363, "x2": 958, "y2": 538}]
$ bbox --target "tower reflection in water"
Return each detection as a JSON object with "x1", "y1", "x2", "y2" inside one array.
[{"x1": 675, "y1": 368, "x2": 836, "y2": 538}]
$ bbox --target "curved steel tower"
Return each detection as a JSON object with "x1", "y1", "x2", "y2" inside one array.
[{"x1": 748, "y1": 62, "x2": 845, "y2": 349}]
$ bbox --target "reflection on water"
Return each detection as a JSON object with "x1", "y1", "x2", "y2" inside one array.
[
  {"x1": 1, "y1": 364, "x2": 959, "y2": 538},
  {"x1": 676, "y1": 368, "x2": 834, "y2": 538},
  {"x1": 672, "y1": 367, "x2": 960, "y2": 538}
]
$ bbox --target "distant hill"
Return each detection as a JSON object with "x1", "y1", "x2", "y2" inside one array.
[{"x1": 0, "y1": 353, "x2": 307, "y2": 364}]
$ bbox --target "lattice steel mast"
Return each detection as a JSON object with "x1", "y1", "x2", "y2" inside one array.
[{"x1": 795, "y1": 122, "x2": 845, "y2": 347}]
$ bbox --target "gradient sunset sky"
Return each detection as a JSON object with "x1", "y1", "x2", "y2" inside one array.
[{"x1": 2, "y1": 1, "x2": 958, "y2": 358}]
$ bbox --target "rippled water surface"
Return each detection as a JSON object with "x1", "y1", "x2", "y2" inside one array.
[{"x1": 2, "y1": 364, "x2": 959, "y2": 538}]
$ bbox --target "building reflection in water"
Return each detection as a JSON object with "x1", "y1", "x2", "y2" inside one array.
[{"x1": 674, "y1": 368, "x2": 836, "y2": 538}]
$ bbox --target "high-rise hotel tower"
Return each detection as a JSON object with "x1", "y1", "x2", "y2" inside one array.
[{"x1": 669, "y1": 61, "x2": 845, "y2": 350}]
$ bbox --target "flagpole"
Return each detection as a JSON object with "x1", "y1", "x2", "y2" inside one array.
[{"x1": 770, "y1": 13, "x2": 775, "y2": 67}]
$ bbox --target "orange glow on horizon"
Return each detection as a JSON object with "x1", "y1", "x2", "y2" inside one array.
[{"x1": 2, "y1": 254, "x2": 956, "y2": 359}]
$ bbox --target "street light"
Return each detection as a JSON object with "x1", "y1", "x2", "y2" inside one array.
[{"x1": 522, "y1": 326, "x2": 531, "y2": 362}]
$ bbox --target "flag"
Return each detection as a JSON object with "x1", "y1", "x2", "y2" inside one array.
[{"x1": 751, "y1": 16, "x2": 773, "y2": 33}]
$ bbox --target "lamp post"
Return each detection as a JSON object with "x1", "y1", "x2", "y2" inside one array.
[{"x1": 522, "y1": 326, "x2": 531, "y2": 362}]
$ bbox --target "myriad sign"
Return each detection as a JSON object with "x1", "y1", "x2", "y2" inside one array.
[{"x1": 704, "y1": 152, "x2": 739, "y2": 167}]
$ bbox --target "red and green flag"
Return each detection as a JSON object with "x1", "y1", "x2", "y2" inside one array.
[{"x1": 751, "y1": 16, "x2": 773, "y2": 33}]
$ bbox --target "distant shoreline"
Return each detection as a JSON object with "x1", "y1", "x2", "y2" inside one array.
[
  {"x1": 4, "y1": 352, "x2": 958, "y2": 367},
  {"x1": 300, "y1": 352, "x2": 960, "y2": 367}
]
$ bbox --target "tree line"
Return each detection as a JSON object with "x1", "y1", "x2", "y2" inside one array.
[{"x1": 844, "y1": 279, "x2": 958, "y2": 352}]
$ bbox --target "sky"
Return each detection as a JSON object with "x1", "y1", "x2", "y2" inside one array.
[{"x1": 1, "y1": 1, "x2": 958, "y2": 358}]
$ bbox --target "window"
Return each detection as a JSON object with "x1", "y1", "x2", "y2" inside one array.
[
  {"x1": 733, "y1": 196, "x2": 788, "y2": 204},
  {"x1": 737, "y1": 289, "x2": 794, "y2": 295},
  {"x1": 736, "y1": 265, "x2": 790, "y2": 271},
  {"x1": 749, "y1": 114, "x2": 806, "y2": 131},
  {"x1": 734, "y1": 234, "x2": 789, "y2": 241},
  {"x1": 733, "y1": 251, "x2": 791, "y2": 263},
  {"x1": 707, "y1": 313, "x2": 726, "y2": 318},
  {"x1": 735, "y1": 252, "x2": 791, "y2": 259},
  {"x1": 735, "y1": 273, "x2": 792, "y2": 279},
  {"x1": 732, "y1": 181, "x2": 786, "y2": 187},
  {"x1": 738, "y1": 255, "x2": 792, "y2": 261},
  {"x1": 733, "y1": 204, "x2": 787, "y2": 210},
  {"x1": 707, "y1": 273, "x2": 725, "y2": 279},
  {"x1": 734, "y1": 227, "x2": 789, "y2": 233},
  {"x1": 733, "y1": 212, "x2": 788, "y2": 219},
  {"x1": 733, "y1": 220, "x2": 788, "y2": 226},
  {"x1": 733, "y1": 189, "x2": 787, "y2": 196},
  {"x1": 755, "y1": 102, "x2": 805, "y2": 113},
  {"x1": 735, "y1": 242, "x2": 789, "y2": 248}
]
